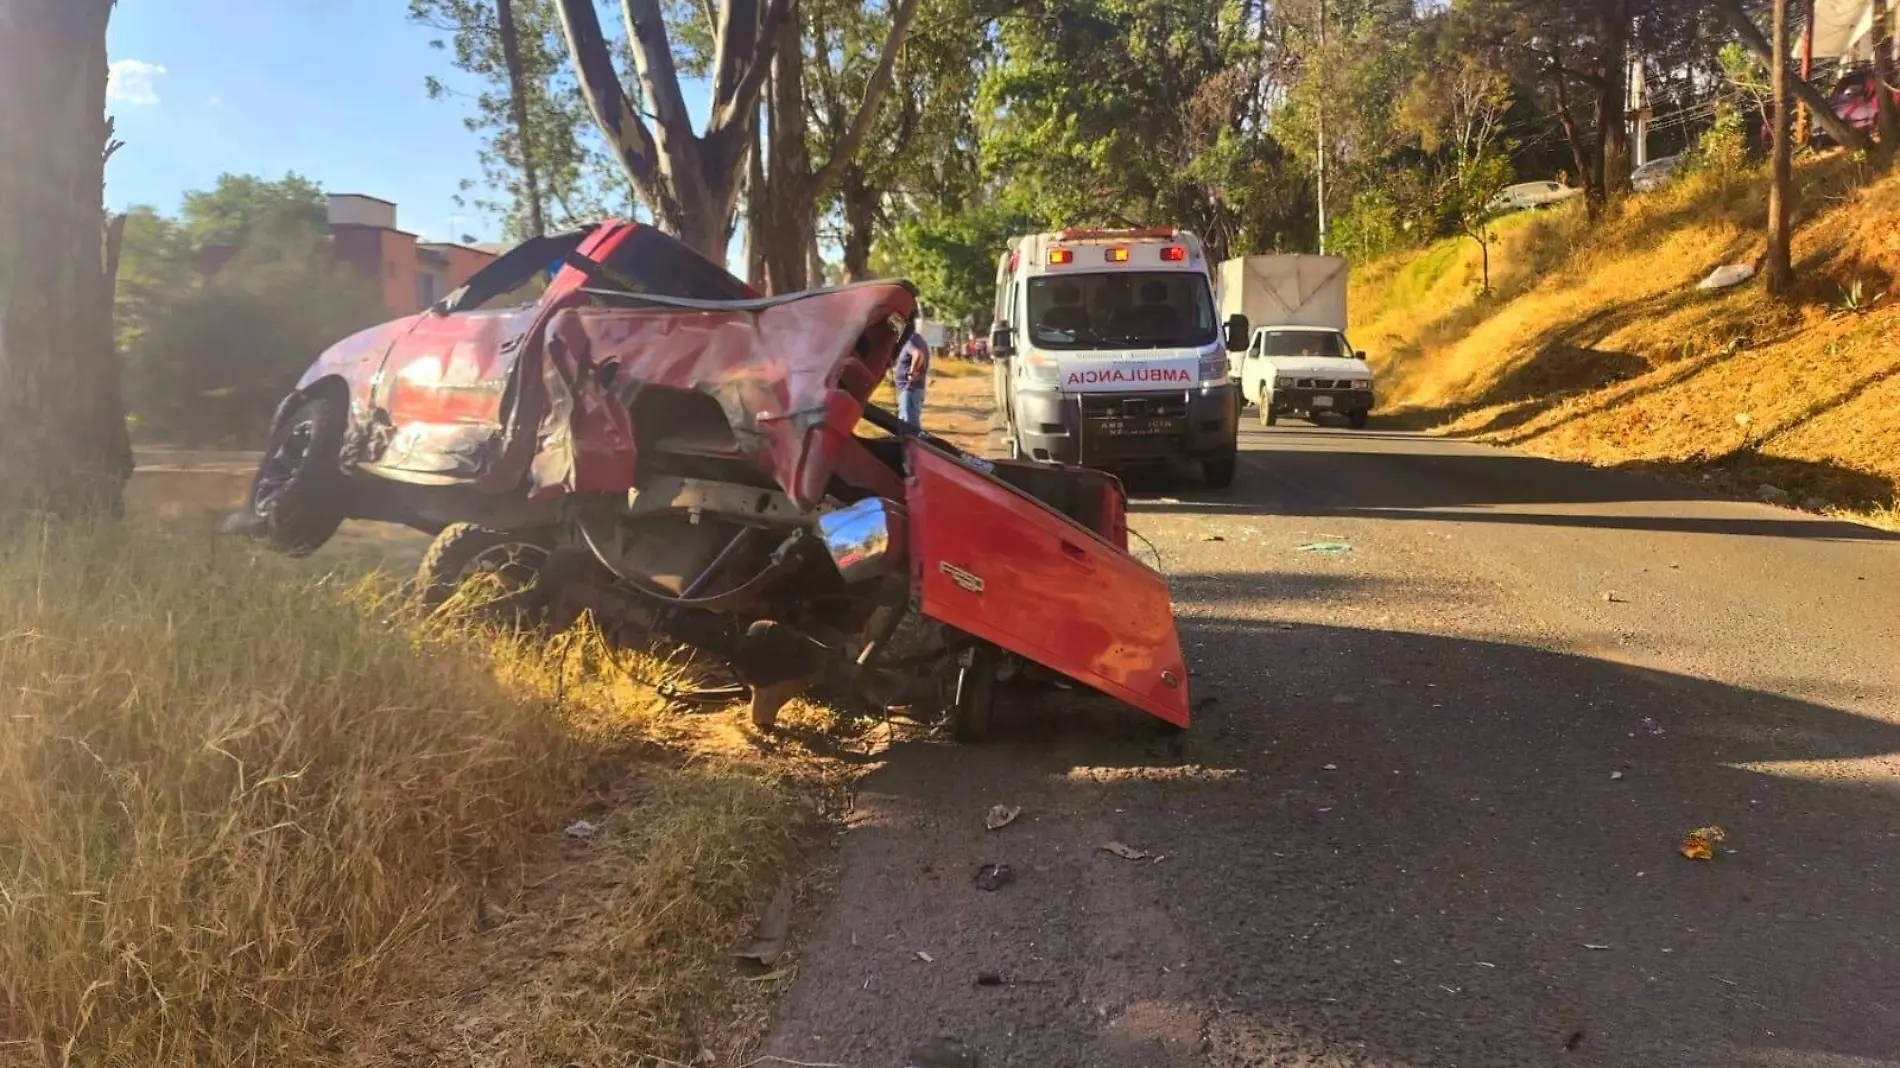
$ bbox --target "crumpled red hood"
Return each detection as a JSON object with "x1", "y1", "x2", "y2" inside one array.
[{"x1": 529, "y1": 282, "x2": 918, "y2": 507}]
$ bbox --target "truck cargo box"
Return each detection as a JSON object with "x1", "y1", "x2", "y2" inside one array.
[{"x1": 1216, "y1": 254, "x2": 1348, "y2": 332}]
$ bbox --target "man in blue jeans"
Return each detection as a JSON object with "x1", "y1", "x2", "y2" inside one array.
[{"x1": 895, "y1": 332, "x2": 931, "y2": 427}]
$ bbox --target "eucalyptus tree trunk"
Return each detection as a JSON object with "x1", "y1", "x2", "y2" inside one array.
[{"x1": 0, "y1": 0, "x2": 133, "y2": 517}]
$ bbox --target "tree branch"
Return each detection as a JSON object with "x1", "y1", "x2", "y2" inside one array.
[
  {"x1": 707, "y1": 0, "x2": 795, "y2": 136},
  {"x1": 810, "y1": 0, "x2": 922, "y2": 199},
  {"x1": 622, "y1": 0, "x2": 695, "y2": 144},
  {"x1": 554, "y1": 0, "x2": 666, "y2": 212}
]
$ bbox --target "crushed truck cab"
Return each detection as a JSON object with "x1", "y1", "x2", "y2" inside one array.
[{"x1": 991, "y1": 228, "x2": 1243, "y2": 487}]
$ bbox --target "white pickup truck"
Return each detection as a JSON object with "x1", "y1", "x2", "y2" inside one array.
[{"x1": 1217, "y1": 254, "x2": 1375, "y2": 429}]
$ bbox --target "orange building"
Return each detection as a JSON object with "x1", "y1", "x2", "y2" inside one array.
[{"x1": 325, "y1": 194, "x2": 495, "y2": 318}]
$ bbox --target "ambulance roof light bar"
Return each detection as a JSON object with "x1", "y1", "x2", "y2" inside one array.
[{"x1": 1056, "y1": 226, "x2": 1178, "y2": 241}]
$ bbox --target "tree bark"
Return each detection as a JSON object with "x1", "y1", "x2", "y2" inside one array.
[
  {"x1": 554, "y1": 0, "x2": 793, "y2": 262},
  {"x1": 0, "y1": 0, "x2": 133, "y2": 517},
  {"x1": 496, "y1": 0, "x2": 547, "y2": 237},
  {"x1": 1718, "y1": 0, "x2": 1873, "y2": 153},
  {"x1": 763, "y1": 13, "x2": 814, "y2": 294},
  {"x1": 743, "y1": 110, "x2": 769, "y2": 290},
  {"x1": 1591, "y1": 0, "x2": 1632, "y2": 210},
  {"x1": 840, "y1": 171, "x2": 880, "y2": 281},
  {"x1": 1547, "y1": 51, "x2": 1595, "y2": 198},
  {"x1": 1766, "y1": 0, "x2": 1795, "y2": 298},
  {"x1": 1874, "y1": 0, "x2": 1899, "y2": 158},
  {"x1": 759, "y1": 0, "x2": 921, "y2": 293}
]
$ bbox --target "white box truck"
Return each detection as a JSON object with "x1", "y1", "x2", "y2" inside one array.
[
  {"x1": 1217, "y1": 254, "x2": 1376, "y2": 429},
  {"x1": 990, "y1": 228, "x2": 1248, "y2": 486}
]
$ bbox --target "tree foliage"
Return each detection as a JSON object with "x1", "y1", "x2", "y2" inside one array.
[
  {"x1": 411, "y1": 0, "x2": 624, "y2": 237},
  {"x1": 114, "y1": 176, "x2": 385, "y2": 444}
]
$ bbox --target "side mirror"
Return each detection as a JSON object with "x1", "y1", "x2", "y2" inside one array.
[
  {"x1": 989, "y1": 323, "x2": 1015, "y2": 359},
  {"x1": 1223, "y1": 314, "x2": 1250, "y2": 353}
]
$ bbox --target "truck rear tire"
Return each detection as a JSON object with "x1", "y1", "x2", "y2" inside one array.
[
  {"x1": 416, "y1": 523, "x2": 555, "y2": 625},
  {"x1": 952, "y1": 643, "x2": 1000, "y2": 742}
]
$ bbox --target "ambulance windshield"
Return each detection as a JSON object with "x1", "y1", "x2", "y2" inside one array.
[{"x1": 1026, "y1": 271, "x2": 1217, "y2": 350}]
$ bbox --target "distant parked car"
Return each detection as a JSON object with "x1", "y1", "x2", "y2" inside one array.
[
  {"x1": 1632, "y1": 155, "x2": 1683, "y2": 193},
  {"x1": 1487, "y1": 180, "x2": 1585, "y2": 215}
]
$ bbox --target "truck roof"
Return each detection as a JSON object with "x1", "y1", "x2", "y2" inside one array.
[{"x1": 1006, "y1": 228, "x2": 1210, "y2": 280}]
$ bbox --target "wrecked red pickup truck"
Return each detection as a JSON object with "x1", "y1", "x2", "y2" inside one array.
[{"x1": 230, "y1": 220, "x2": 1190, "y2": 738}]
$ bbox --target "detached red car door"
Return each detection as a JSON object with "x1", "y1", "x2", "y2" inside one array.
[{"x1": 905, "y1": 442, "x2": 1191, "y2": 728}]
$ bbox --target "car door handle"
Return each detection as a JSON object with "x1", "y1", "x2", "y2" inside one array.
[{"x1": 1060, "y1": 539, "x2": 1094, "y2": 568}]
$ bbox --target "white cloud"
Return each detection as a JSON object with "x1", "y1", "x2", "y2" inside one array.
[
  {"x1": 107, "y1": 59, "x2": 166, "y2": 106},
  {"x1": 206, "y1": 95, "x2": 222, "y2": 108}
]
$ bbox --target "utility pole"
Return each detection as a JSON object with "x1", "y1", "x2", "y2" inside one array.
[{"x1": 1316, "y1": 0, "x2": 1327, "y2": 255}]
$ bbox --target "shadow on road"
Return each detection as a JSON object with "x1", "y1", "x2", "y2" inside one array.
[
  {"x1": 1122, "y1": 439, "x2": 1900, "y2": 543},
  {"x1": 776, "y1": 616, "x2": 1900, "y2": 1067}
]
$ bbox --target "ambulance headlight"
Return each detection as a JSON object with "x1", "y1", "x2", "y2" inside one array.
[
  {"x1": 1021, "y1": 353, "x2": 1061, "y2": 386},
  {"x1": 1197, "y1": 353, "x2": 1230, "y2": 384}
]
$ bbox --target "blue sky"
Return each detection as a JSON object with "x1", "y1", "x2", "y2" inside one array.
[{"x1": 106, "y1": 0, "x2": 707, "y2": 247}]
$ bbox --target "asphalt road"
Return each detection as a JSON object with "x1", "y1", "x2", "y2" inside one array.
[{"x1": 762, "y1": 417, "x2": 1900, "y2": 1068}]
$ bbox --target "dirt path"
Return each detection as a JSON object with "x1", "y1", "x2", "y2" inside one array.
[{"x1": 760, "y1": 403, "x2": 1900, "y2": 1066}]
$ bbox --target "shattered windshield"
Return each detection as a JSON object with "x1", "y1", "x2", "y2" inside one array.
[{"x1": 1026, "y1": 271, "x2": 1217, "y2": 350}]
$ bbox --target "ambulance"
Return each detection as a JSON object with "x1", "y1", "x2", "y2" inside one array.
[{"x1": 989, "y1": 228, "x2": 1247, "y2": 486}]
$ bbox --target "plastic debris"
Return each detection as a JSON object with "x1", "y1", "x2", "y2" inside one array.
[
  {"x1": 1697, "y1": 263, "x2": 1755, "y2": 290},
  {"x1": 1610, "y1": 771, "x2": 1625, "y2": 781},
  {"x1": 983, "y1": 804, "x2": 1021, "y2": 831},
  {"x1": 1322, "y1": 763, "x2": 1338, "y2": 771},
  {"x1": 563, "y1": 819, "x2": 600, "y2": 840},
  {"x1": 1582, "y1": 943, "x2": 1612, "y2": 951},
  {"x1": 1642, "y1": 717, "x2": 1665, "y2": 736},
  {"x1": 973, "y1": 863, "x2": 1015, "y2": 892},
  {"x1": 1099, "y1": 841, "x2": 1152, "y2": 861},
  {"x1": 1679, "y1": 825, "x2": 1726, "y2": 861},
  {"x1": 1296, "y1": 541, "x2": 1354, "y2": 555},
  {"x1": 916, "y1": 950, "x2": 935, "y2": 963},
  {"x1": 1601, "y1": 591, "x2": 1626, "y2": 603}
]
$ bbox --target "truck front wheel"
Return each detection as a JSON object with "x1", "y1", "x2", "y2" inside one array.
[{"x1": 1348, "y1": 410, "x2": 1369, "y2": 429}]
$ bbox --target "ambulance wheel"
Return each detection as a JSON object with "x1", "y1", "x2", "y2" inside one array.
[
  {"x1": 951, "y1": 643, "x2": 1000, "y2": 743},
  {"x1": 1202, "y1": 451, "x2": 1238, "y2": 489},
  {"x1": 1261, "y1": 406, "x2": 1278, "y2": 427}
]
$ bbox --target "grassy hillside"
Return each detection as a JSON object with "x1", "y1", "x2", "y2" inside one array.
[
  {"x1": 1352, "y1": 156, "x2": 1900, "y2": 521},
  {"x1": 0, "y1": 521, "x2": 810, "y2": 1067}
]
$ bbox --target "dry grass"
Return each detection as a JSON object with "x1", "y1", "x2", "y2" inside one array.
[
  {"x1": 0, "y1": 519, "x2": 808, "y2": 1068},
  {"x1": 1353, "y1": 154, "x2": 1900, "y2": 514}
]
